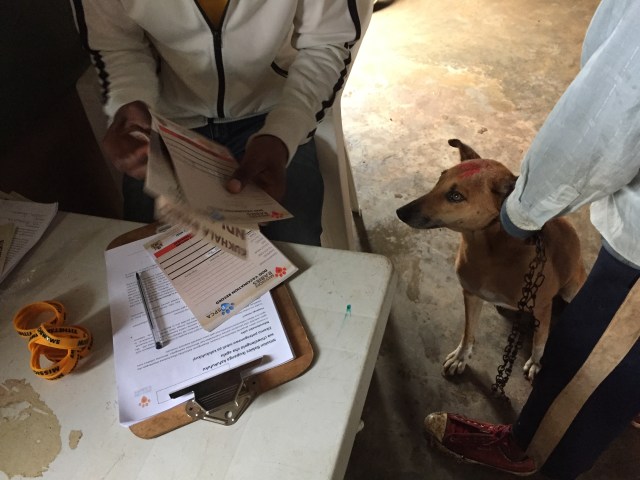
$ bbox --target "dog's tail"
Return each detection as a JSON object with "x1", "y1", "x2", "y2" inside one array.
[{"x1": 448, "y1": 139, "x2": 481, "y2": 161}]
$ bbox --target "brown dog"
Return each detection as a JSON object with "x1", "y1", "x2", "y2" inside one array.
[{"x1": 396, "y1": 139, "x2": 586, "y2": 381}]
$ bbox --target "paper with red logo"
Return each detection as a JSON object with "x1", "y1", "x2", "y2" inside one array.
[
  {"x1": 144, "y1": 114, "x2": 293, "y2": 259},
  {"x1": 144, "y1": 225, "x2": 297, "y2": 331}
]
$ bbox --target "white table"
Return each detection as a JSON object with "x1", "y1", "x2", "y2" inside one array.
[{"x1": 0, "y1": 212, "x2": 395, "y2": 480}]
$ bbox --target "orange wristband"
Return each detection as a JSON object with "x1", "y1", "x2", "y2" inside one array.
[
  {"x1": 29, "y1": 324, "x2": 92, "y2": 352},
  {"x1": 13, "y1": 301, "x2": 66, "y2": 337},
  {"x1": 13, "y1": 300, "x2": 92, "y2": 381},
  {"x1": 28, "y1": 343, "x2": 80, "y2": 380}
]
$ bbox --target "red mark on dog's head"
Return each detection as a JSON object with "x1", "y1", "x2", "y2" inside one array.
[{"x1": 454, "y1": 161, "x2": 486, "y2": 178}]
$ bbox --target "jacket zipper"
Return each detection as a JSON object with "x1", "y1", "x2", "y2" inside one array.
[{"x1": 213, "y1": 28, "x2": 225, "y2": 118}]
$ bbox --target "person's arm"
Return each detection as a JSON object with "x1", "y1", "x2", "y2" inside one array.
[
  {"x1": 70, "y1": 0, "x2": 160, "y2": 118},
  {"x1": 503, "y1": 5, "x2": 640, "y2": 236},
  {"x1": 229, "y1": 0, "x2": 372, "y2": 199},
  {"x1": 101, "y1": 100, "x2": 152, "y2": 180},
  {"x1": 255, "y1": 0, "x2": 371, "y2": 161},
  {"x1": 71, "y1": 1, "x2": 159, "y2": 178}
]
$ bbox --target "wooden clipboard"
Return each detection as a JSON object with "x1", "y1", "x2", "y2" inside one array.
[{"x1": 106, "y1": 223, "x2": 314, "y2": 439}]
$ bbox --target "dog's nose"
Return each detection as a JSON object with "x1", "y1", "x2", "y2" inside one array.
[
  {"x1": 396, "y1": 205, "x2": 411, "y2": 223},
  {"x1": 397, "y1": 202, "x2": 436, "y2": 229},
  {"x1": 397, "y1": 203, "x2": 427, "y2": 226}
]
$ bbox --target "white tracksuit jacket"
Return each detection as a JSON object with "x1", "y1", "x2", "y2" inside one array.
[{"x1": 70, "y1": 0, "x2": 370, "y2": 160}]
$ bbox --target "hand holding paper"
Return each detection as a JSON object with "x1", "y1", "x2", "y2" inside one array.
[
  {"x1": 227, "y1": 134, "x2": 289, "y2": 202},
  {"x1": 145, "y1": 114, "x2": 293, "y2": 258},
  {"x1": 102, "y1": 101, "x2": 152, "y2": 180}
]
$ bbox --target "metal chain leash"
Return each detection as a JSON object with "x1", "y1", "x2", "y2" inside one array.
[{"x1": 491, "y1": 232, "x2": 547, "y2": 401}]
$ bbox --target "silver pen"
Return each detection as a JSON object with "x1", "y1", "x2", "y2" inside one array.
[{"x1": 136, "y1": 271, "x2": 164, "y2": 349}]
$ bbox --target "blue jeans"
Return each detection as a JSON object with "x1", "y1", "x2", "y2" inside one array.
[{"x1": 123, "y1": 113, "x2": 324, "y2": 246}]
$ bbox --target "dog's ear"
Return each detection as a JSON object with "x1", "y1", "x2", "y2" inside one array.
[
  {"x1": 492, "y1": 174, "x2": 518, "y2": 202},
  {"x1": 448, "y1": 139, "x2": 481, "y2": 161}
]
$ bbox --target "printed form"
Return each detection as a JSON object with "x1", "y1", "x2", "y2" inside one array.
[
  {"x1": 144, "y1": 225, "x2": 297, "y2": 331},
  {"x1": 105, "y1": 233, "x2": 294, "y2": 427}
]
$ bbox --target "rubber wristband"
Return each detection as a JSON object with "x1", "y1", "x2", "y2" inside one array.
[
  {"x1": 29, "y1": 343, "x2": 79, "y2": 380},
  {"x1": 13, "y1": 301, "x2": 91, "y2": 381},
  {"x1": 30, "y1": 324, "x2": 92, "y2": 351},
  {"x1": 13, "y1": 301, "x2": 66, "y2": 337}
]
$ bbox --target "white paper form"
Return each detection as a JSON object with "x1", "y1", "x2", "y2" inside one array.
[
  {"x1": 105, "y1": 234, "x2": 294, "y2": 427},
  {"x1": 143, "y1": 226, "x2": 298, "y2": 331},
  {"x1": 0, "y1": 199, "x2": 57, "y2": 284}
]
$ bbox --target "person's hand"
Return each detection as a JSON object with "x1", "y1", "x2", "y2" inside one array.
[
  {"x1": 102, "y1": 101, "x2": 152, "y2": 180},
  {"x1": 226, "y1": 135, "x2": 288, "y2": 201}
]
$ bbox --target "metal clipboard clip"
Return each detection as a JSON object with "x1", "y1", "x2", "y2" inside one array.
[{"x1": 169, "y1": 356, "x2": 264, "y2": 426}]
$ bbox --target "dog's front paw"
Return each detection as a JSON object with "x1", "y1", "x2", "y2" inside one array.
[
  {"x1": 443, "y1": 345, "x2": 473, "y2": 376},
  {"x1": 523, "y1": 357, "x2": 542, "y2": 382}
]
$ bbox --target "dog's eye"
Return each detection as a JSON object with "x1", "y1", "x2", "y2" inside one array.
[{"x1": 446, "y1": 190, "x2": 465, "y2": 203}]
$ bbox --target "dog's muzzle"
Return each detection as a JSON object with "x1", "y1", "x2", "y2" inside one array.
[{"x1": 396, "y1": 202, "x2": 440, "y2": 229}]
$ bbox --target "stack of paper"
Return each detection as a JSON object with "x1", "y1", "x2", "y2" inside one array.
[
  {"x1": 105, "y1": 233, "x2": 295, "y2": 426},
  {"x1": 0, "y1": 193, "x2": 58, "y2": 284}
]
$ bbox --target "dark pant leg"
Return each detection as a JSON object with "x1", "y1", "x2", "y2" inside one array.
[
  {"x1": 259, "y1": 138, "x2": 324, "y2": 246},
  {"x1": 512, "y1": 246, "x2": 640, "y2": 479},
  {"x1": 122, "y1": 174, "x2": 155, "y2": 223}
]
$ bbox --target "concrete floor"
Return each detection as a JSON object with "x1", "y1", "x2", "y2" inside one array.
[{"x1": 340, "y1": 1, "x2": 640, "y2": 479}]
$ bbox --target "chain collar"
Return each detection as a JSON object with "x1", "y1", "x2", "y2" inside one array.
[{"x1": 491, "y1": 232, "x2": 546, "y2": 401}]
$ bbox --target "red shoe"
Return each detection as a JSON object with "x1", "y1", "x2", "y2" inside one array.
[
  {"x1": 632, "y1": 414, "x2": 640, "y2": 429},
  {"x1": 424, "y1": 412, "x2": 537, "y2": 476}
]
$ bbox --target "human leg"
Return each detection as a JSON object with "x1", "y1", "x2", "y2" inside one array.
[
  {"x1": 258, "y1": 138, "x2": 323, "y2": 246},
  {"x1": 512, "y1": 246, "x2": 640, "y2": 478},
  {"x1": 122, "y1": 174, "x2": 155, "y2": 223},
  {"x1": 424, "y1": 246, "x2": 640, "y2": 479}
]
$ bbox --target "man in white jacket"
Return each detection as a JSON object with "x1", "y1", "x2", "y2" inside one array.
[
  {"x1": 71, "y1": 0, "x2": 371, "y2": 245},
  {"x1": 423, "y1": 1, "x2": 640, "y2": 478}
]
